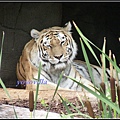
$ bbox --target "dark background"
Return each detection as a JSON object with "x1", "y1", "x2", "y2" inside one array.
[{"x1": 0, "y1": 2, "x2": 120, "y2": 88}]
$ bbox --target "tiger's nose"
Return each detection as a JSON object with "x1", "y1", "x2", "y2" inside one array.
[{"x1": 54, "y1": 54, "x2": 63, "y2": 59}]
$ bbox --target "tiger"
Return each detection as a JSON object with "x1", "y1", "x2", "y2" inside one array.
[{"x1": 16, "y1": 21, "x2": 120, "y2": 91}]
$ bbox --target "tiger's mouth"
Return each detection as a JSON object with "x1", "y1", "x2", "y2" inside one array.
[
  {"x1": 51, "y1": 60, "x2": 67, "y2": 65},
  {"x1": 54, "y1": 62, "x2": 67, "y2": 70},
  {"x1": 49, "y1": 59, "x2": 70, "y2": 70},
  {"x1": 47, "y1": 54, "x2": 73, "y2": 70}
]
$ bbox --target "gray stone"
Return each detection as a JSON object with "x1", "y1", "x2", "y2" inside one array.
[{"x1": 0, "y1": 104, "x2": 62, "y2": 119}]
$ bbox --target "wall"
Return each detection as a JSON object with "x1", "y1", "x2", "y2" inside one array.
[{"x1": 0, "y1": 3, "x2": 62, "y2": 87}]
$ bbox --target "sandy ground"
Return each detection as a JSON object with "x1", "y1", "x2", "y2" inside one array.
[
  {"x1": 0, "y1": 88, "x2": 97, "y2": 103},
  {"x1": 0, "y1": 87, "x2": 98, "y2": 119}
]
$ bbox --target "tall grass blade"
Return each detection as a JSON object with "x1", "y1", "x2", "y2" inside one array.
[
  {"x1": 52, "y1": 71, "x2": 63, "y2": 100},
  {"x1": 80, "y1": 38, "x2": 95, "y2": 86},
  {"x1": 0, "y1": 78, "x2": 11, "y2": 99},
  {"x1": 72, "y1": 21, "x2": 101, "y2": 67},
  {"x1": 0, "y1": 31, "x2": 4, "y2": 69},
  {"x1": 57, "y1": 93, "x2": 73, "y2": 118},
  {"x1": 101, "y1": 38, "x2": 107, "y2": 83},
  {"x1": 108, "y1": 106, "x2": 113, "y2": 118},
  {"x1": 33, "y1": 62, "x2": 42, "y2": 118}
]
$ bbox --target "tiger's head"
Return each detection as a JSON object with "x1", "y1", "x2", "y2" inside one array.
[{"x1": 30, "y1": 22, "x2": 77, "y2": 72}]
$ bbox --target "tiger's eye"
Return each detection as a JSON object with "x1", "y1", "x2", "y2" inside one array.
[{"x1": 44, "y1": 42, "x2": 47, "y2": 45}]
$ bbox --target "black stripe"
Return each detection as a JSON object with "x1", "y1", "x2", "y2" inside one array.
[
  {"x1": 39, "y1": 47, "x2": 41, "y2": 58},
  {"x1": 69, "y1": 70, "x2": 77, "y2": 89},
  {"x1": 69, "y1": 81, "x2": 74, "y2": 89},
  {"x1": 76, "y1": 74, "x2": 81, "y2": 90},
  {"x1": 78, "y1": 67, "x2": 88, "y2": 77},
  {"x1": 42, "y1": 54, "x2": 46, "y2": 59},
  {"x1": 41, "y1": 59, "x2": 49, "y2": 63},
  {"x1": 93, "y1": 67, "x2": 110, "y2": 81},
  {"x1": 40, "y1": 47, "x2": 48, "y2": 60},
  {"x1": 93, "y1": 67, "x2": 101, "y2": 76},
  {"x1": 74, "y1": 69, "x2": 77, "y2": 79},
  {"x1": 40, "y1": 46, "x2": 44, "y2": 57},
  {"x1": 21, "y1": 62, "x2": 25, "y2": 72},
  {"x1": 18, "y1": 63, "x2": 26, "y2": 80},
  {"x1": 106, "y1": 70, "x2": 110, "y2": 81},
  {"x1": 38, "y1": 47, "x2": 49, "y2": 63},
  {"x1": 67, "y1": 64, "x2": 71, "y2": 76},
  {"x1": 42, "y1": 69, "x2": 52, "y2": 81},
  {"x1": 69, "y1": 52, "x2": 73, "y2": 58},
  {"x1": 71, "y1": 40, "x2": 74, "y2": 49},
  {"x1": 40, "y1": 47, "x2": 45, "y2": 59}
]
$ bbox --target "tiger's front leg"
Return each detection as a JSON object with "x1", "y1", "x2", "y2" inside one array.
[{"x1": 27, "y1": 73, "x2": 64, "y2": 91}]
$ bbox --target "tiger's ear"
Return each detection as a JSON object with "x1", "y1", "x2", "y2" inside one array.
[
  {"x1": 64, "y1": 21, "x2": 72, "y2": 32},
  {"x1": 31, "y1": 29, "x2": 40, "y2": 39}
]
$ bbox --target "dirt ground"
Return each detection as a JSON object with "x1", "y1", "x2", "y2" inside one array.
[{"x1": 0, "y1": 87, "x2": 102, "y2": 118}]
